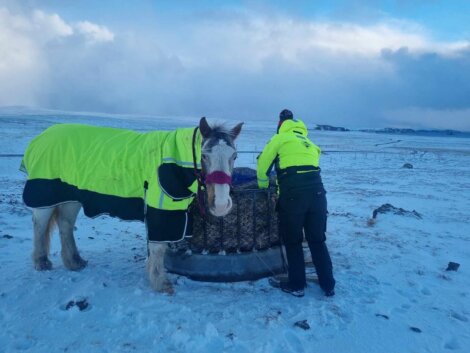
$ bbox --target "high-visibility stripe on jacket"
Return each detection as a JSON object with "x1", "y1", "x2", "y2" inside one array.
[
  {"x1": 256, "y1": 119, "x2": 321, "y2": 190},
  {"x1": 22, "y1": 123, "x2": 202, "y2": 242}
]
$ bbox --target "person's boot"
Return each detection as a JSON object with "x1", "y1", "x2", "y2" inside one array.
[
  {"x1": 280, "y1": 282, "x2": 305, "y2": 297},
  {"x1": 268, "y1": 277, "x2": 305, "y2": 297},
  {"x1": 325, "y1": 289, "x2": 335, "y2": 297},
  {"x1": 268, "y1": 277, "x2": 284, "y2": 288}
]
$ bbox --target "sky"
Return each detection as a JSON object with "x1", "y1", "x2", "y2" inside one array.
[{"x1": 0, "y1": 0, "x2": 469, "y2": 129}]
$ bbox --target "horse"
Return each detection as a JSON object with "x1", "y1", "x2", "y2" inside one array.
[{"x1": 21, "y1": 117, "x2": 243, "y2": 293}]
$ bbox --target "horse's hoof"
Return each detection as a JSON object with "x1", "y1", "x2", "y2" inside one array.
[
  {"x1": 152, "y1": 280, "x2": 175, "y2": 295},
  {"x1": 34, "y1": 257, "x2": 53, "y2": 271},
  {"x1": 64, "y1": 255, "x2": 88, "y2": 271},
  {"x1": 161, "y1": 282, "x2": 175, "y2": 295}
]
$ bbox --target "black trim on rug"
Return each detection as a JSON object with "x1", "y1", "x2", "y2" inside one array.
[
  {"x1": 23, "y1": 178, "x2": 145, "y2": 221},
  {"x1": 158, "y1": 163, "x2": 197, "y2": 199},
  {"x1": 23, "y1": 178, "x2": 193, "y2": 242}
]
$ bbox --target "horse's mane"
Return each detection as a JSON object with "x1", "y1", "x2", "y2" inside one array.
[
  {"x1": 210, "y1": 123, "x2": 238, "y2": 138},
  {"x1": 204, "y1": 123, "x2": 236, "y2": 148}
]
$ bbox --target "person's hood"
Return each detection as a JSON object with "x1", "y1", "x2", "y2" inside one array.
[{"x1": 278, "y1": 119, "x2": 308, "y2": 136}]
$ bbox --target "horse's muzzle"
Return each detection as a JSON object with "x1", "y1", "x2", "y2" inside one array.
[{"x1": 211, "y1": 197, "x2": 232, "y2": 217}]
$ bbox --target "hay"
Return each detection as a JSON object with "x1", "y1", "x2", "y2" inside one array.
[{"x1": 180, "y1": 168, "x2": 280, "y2": 253}]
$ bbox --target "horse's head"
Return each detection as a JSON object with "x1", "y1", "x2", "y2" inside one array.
[{"x1": 199, "y1": 117, "x2": 243, "y2": 217}]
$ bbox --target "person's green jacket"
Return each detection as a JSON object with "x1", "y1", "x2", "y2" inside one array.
[
  {"x1": 257, "y1": 119, "x2": 321, "y2": 192},
  {"x1": 22, "y1": 123, "x2": 202, "y2": 242}
]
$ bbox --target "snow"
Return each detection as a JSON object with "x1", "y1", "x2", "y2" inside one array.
[{"x1": 0, "y1": 113, "x2": 469, "y2": 353}]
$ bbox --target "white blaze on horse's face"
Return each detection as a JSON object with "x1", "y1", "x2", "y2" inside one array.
[
  {"x1": 199, "y1": 117, "x2": 243, "y2": 217},
  {"x1": 202, "y1": 139, "x2": 237, "y2": 217}
]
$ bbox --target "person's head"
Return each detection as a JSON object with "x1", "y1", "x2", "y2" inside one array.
[
  {"x1": 277, "y1": 109, "x2": 293, "y2": 132},
  {"x1": 279, "y1": 109, "x2": 293, "y2": 122}
]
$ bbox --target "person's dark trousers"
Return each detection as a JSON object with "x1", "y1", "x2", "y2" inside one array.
[{"x1": 278, "y1": 188, "x2": 335, "y2": 293}]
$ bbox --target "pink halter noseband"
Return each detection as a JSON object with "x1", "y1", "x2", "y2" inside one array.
[{"x1": 204, "y1": 171, "x2": 232, "y2": 185}]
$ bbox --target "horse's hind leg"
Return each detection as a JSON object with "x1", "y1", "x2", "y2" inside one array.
[
  {"x1": 32, "y1": 207, "x2": 57, "y2": 270},
  {"x1": 57, "y1": 202, "x2": 87, "y2": 271},
  {"x1": 147, "y1": 242, "x2": 174, "y2": 294}
]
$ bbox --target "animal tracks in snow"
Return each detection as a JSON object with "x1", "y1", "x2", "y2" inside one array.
[{"x1": 444, "y1": 337, "x2": 461, "y2": 350}]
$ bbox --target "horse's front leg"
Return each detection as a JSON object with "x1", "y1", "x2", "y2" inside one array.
[
  {"x1": 32, "y1": 207, "x2": 57, "y2": 270},
  {"x1": 57, "y1": 202, "x2": 87, "y2": 271},
  {"x1": 147, "y1": 242, "x2": 174, "y2": 294}
]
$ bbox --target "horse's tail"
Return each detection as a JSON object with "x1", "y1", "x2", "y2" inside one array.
[{"x1": 44, "y1": 208, "x2": 59, "y2": 255}]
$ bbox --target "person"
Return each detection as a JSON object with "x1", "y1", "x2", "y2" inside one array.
[{"x1": 257, "y1": 109, "x2": 335, "y2": 297}]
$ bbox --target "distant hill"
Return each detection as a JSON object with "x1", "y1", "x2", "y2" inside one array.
[
  {"x1": 359, "y1": 127, "x2": 470, "y2": 138},
  {"x1": 1, "y1": 106, "x2": 469, "y2": 138},
  {"x1": 0, "y1": 105, "x2": 56, "y2": 115},
  {"x1": 312, "y1": 124, "x2": 350, "y2": 132},
  {"x1": 306, "y1": 122, "x2": 470, "y2": 138}
]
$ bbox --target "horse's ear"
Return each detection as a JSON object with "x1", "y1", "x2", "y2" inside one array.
[
  {"x1": 230, "y1": 122, "x2": 243, "y2": 140},
  {"x1": 199, "y1": 117, "x2": 212, "y2": 138}
]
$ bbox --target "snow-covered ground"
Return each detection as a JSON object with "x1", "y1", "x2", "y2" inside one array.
[{"x1": 0, "y1": 113, "x2": 469, "y2": 353}]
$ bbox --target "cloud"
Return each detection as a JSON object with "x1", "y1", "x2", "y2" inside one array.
[
  {"x1": 0, "y1": 7, "x2": 115, "y2": 108},
  {"x1": 75, "y1": 21, "x2": 114, "y2": 43},
  {"x1": 0, "y1": 8, "x2": 44, "y2": 106},
  {"x1": 160, "y1": 15, "x2": 467, "y2": 72},
  {"x1": 0, "y1": 6, "x2": 469, "y2": 130},
  {"x1": 32, "y1": 10, "x2": 73, "y2": 39}
]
